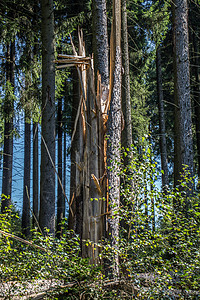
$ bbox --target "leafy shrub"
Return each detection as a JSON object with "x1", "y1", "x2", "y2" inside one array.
[
  {"x1": 0, "y1": 144, "x2": 200, "y2": 299},
  {"x1": 0, "y1": 217, "x2": 97, "y2": 298},
  {"x1": 100, "y1": 145, "x2": 200, "y2": 298}
]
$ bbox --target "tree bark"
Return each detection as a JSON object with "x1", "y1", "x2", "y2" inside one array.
[
  {"x1": 156, "y1": 46, "x2": 169, "y2": 188},
  {"x1": 121, "y1": 0, "x2": 132, "y2": 151},
  {"x1": 92, "y1": 0, "x2": 109, "y2": 86},
  {"x1": 121, "y1": 0, "x2": 135, "y2": 239},
  {"x1": 56, "y1": 97, "x2": 63, "y2": 237},
  {"x1": 107, "y1": 47, "x2": 121, "y2": 277},
  {"x1": 172, "y1": 0, "x2": 193, "y2": 187},
  {"x1": 192, "y1": 31, "x2": 200, "y2": 180},
  {"x1": 1, "y1": 41, "x2": 15, "y2": 213},
  {"x1": 39, "y1": 0, "x2": 55, "y2": 235},
  {"x1": 107, "y1": 0, "x2": 121, "y2": 278}
]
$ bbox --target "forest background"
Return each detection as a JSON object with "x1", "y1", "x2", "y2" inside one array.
[{"x1": 0, "y1": 0, "x2": 200, "y2": 299}]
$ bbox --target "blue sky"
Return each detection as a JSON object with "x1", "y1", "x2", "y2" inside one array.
[{"x1": 0, "y1": 115, "x2": 71, "y2": 215}]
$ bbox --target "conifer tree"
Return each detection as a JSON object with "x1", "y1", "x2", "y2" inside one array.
[
  {"x1": 172, "y1": 0, "x2": 194, "y2": 187},
  {"x1": 156, "y1": 46, "x2": 169, "y2": 188},
  {"x1": 107, "y1": 0, "x2": 122, "y2": 277},
  {"x1": 39, "y1": 0, "x2": 56, "y2": 234},
  {"x1": 1, "y1": 41, "x2": 15, "y2": 213}
]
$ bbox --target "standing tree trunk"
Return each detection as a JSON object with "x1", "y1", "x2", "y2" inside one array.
[
  {"x1": 63, "y1": 130, "x2": 66, "y2": 218},
  {"x1": 68, "y1": 65, "x2": 84, "y2": 240},
  {"x1": 121, "y1": 0, "x2": 132, "y2": 152},
  {"x1": 1, "y1": 41, "x2": 15, "y2": 213},
  {"x1": 63, "y1": 82, "x2": 68, "y2": 218},
  {"x1": 172, "y1": 0, "x2": 193, "y2": 187},
  {"x1": 22, "y1": 42, "x2": 32, "y2": 238},
  {"x1": 121, "y1": 0, "x2": 134, "y2": 232},
  {"x1": 39, "y1": 0, "x2": 55, "y2": 235},
  {"x1": 33, "y1": 122, "x2": 39, "y2": 226},
  {"x1": 107, "y1": 0, "x2": 122, "y2": 278},
  {"x1": 56, "y1": 97, "x2": 63, "y2": 237},
  {"x1": 32, "y1": 0, "x2": 39, "y2": 229},
  {"x1": 22, "y1": 111, "x2": 31, "y2": 237},
  {"x1": 192, "y1": 31, "x2": 200, "y2": 181},
  {"x1": 92, "y1": 0, "x2": 109, "y2": 86},
  {"x1": 68, "y1": 69, "x2": 80, "y2": 232},
  {"x1": 156, "y1": 46, "x2": 169, "y2": 188}
]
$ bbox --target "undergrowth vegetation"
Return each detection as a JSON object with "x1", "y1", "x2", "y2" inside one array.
[{"x1": 0, "y1": 146, "x2": 200, "y2": 299}]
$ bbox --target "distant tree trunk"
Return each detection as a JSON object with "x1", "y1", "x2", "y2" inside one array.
[
  {"x1": 22, "y1": 41, "x2": 32, "y2": 237},
  {"x1": 172, "y1": 0, "x2": 193, "y2": 187},
  {"x1": 144, "y1": 169, "x2": 148, "y2": 229},
  {"x1": 149, "y1": 144, "x2": 155, "y2": 231},
  {"x1": 151, "y1": 190, "x2": 155, "y2": 232},
  {"x1": 22, "y1": 112, "x2": 31, "y2": 238},
  {"x1": 68, "y1": 70, "x2": 79, "y2": 232},
  {"x1": 32, "y1": 1, "x2": 39, "y2": 228},
  {"x1": 121, "y1": 0, "x2": 134, "y2": 230},
  {"x1": 121, "y1": 0, "x2": 132, "y2": 152},
  {"x1": 156, "y1": 46, "x2": 169, "y2": 188},
  {"x1": 1, "y1": 41, "x2": 15, "y2": 213},
  {"x1": 63, "y1": 84, "x2": 68, "y2": 218},
  {"x1": 33, "y1": 122, "x2": 39, "y2": 226},
  {"x1": 56, "y1": 97, "x2": 63, "y2": 237},
  {"x1": 92, "y1": 0, "x2": 109, "y2": 86},
  {"x1": 107, "y1": 0, "x2": 121, "y2": 278},
  {"x1": 63, "y1": 131, "x2": 66, "y2": 217},
  {"x1": 74, "y1": 101, "x2": 84, "y2": 240},
  {"x1": 68, "y1": 67, "x2": 84, "y2": 239},
  {"x1": 192, "y1": 31, "x2": 200, "y2": 180},
  {"x1": 39, "y1": 0, "x2": 55, "y2": 234}
]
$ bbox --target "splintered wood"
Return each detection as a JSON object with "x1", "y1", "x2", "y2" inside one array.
[
  {"x1": 55, "y1": 54, "x2": 91, "y2": 69},
  {"x1": 55, "y1": 30, "x2": 109, "y2": 264}
]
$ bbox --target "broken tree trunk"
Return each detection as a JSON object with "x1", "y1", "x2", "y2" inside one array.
[
  {"x1": 57, "y1": 30, "x2": 108, "y2": 263},
  {"x1": 57, "y1": 23, "x2": 123, "y2": 266},
  {"x1": 82, "y1": 66, "x2": 106, "y2": 263}
]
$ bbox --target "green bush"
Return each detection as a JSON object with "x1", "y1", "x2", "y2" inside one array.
[
  {"x1": 0, "y1": 144, "x2": 200, "y2": 299},
  {"x1": 0, "y1": 217, "x2": 97, "y2": 298}
]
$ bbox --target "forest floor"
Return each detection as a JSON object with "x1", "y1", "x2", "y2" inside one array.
[
  {"x1": 0, "y1": 276, "x2": 199, "y2": 299},
  {"x1": 0, "y1": 279, "x2": 65, "y2": 299}
]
